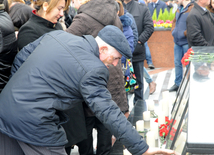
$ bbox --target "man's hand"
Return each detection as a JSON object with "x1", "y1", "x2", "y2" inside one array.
[{"x1": 143, "y1": 147, "x2": 177, "y2": 155}]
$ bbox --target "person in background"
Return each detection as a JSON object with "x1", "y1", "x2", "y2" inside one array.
[
  {"x1": 207, "y1": 0, "x2": 214, "y2": 17},
  {"x1": 17, "y1": 0, "x2": 70, "y2": 50},
  {"x1": 65, "y1": 0, "x2": 128, "y2": 155},
  {"x1": 186, "y1": 0, "x2": 214, "y2": 47},
  {"x1": 9, "y1": 2, "x2": 33, "y2": 30},
  {"x1": 169, "y1": 0, "x2": 193, "y2": 92},
  {"x1": 123, "y1": 0, "x2": 154, "y2": 104},
  {"x1": 0, "y1": 0, "x2": 17, "y2": 93},
  {"x1": 148, "y1": 0, "x2": 167, "y2": 17}
]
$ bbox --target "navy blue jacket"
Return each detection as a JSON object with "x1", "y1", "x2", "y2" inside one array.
[
  {"x1": 148, "y1": 0, "x2": 167, "y2": 18},
  {"x1": 0, "y1": 30, "x2": 148, "y2": 154},
  {"x1": 172, "y1": 3, "x2": 192, "y2": 46},
  {"x1": 120, "y1": 14, "x2": 134, "y2": 64}
]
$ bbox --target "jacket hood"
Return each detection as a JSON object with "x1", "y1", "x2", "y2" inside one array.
[
  {"x1": 78, "y1": 0, "x2": 117, "y2": 26},
  {"x1": 119, "y1": 14, "x2": 132, "y2": 27}
]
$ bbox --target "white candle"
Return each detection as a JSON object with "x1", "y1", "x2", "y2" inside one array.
[
  {"x1": 158, "y1": 111, "x2": 165, "y2": 126},
  {"x1": 175, "y1": 141, "x2": 185, "y2": 154},
  {"x1": 162, "y1": 91, "x2": 170, "y2": 99},
  {"x1": 150, "y1": 121, "x2": 159, "y2": 139},
  {"x1": 146, "y1": 131, "x2": 155, "y2": 147},
  {"x1": 123, "y1": 149, "x2": 132, "y2": 155},
  {"x1": 136, "y1": 120, "x2": 144, "y2": 131},
  {"x1": 143, "y1": 111, "x2": 150, "y2": 121},
  {"x1": 147, "y1": 100, "x2": 155, "y2": 111},
  {"x1": 175, "y1": 132, "x2": 187, "y2": 147},
  {"x1": 161, "y1": 99, "x2": 169, "y2": 117}
]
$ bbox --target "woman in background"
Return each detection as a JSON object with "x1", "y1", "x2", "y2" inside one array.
[{"x1": 17, "y1": 0, "x2": 70, "y2": 50}]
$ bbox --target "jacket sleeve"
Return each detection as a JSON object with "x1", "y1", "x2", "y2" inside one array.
[
  {"x1": 138, "y1": 7, "x2": 154, "y2": 44},
  {"x1": 11, "y1": 35, "x2": 44, "y2": 77},
  {"x1": 186, "y1": 14, "x2": 209, "y2": 46},
  {"x1": 66, "y1": 15, "x2": 87, "y2": 36},
  {"x1": 79, "y1": 68, "x2": 149, "y2": 155}
]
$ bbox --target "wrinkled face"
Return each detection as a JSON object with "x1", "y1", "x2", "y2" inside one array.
[
  {"x1": 45, "y1": 0, "x2": 65, "y2": 23},
  {"x1": 99, "y1": 46, "x2": 122, "y2": 68},
  {"x1": 73, "y1": 0, "x2": 82, "y2": 9}
]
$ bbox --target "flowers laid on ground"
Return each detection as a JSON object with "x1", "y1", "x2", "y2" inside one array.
[
  {"x1": 181, "y1": 48, "x2": 214, "y2": 65},
  {"x1": 155, "y1": 116, "x2": 171, "y2": 147},
  {"x1": 152, "y1": 8, "x2": 175, "y2": 29}
]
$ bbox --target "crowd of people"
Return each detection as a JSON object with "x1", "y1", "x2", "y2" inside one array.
[{"x1": 0, "y1": 0, "x2": 214, "y2": 154}]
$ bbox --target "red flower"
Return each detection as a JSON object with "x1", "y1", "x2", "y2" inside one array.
[
  {"x1": 181, "y1": 48, "x2": 194, "y2": 66},
  {"x1": 159, "y1": 127, "x2": 169, "y2": 138},
  {"x1": 159, "y1": 124, "x2": 167, "y2": 130},
  {"x1": 155, "y1": 118, "x2": 158, "y2": 123}
]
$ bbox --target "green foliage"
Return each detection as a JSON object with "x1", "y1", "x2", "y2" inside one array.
[
  {"x1": 168, "y1": 8, "x2": 176, "y2": 21},
  {"x1": 162, "y1": 8, "x2": 169, "y2": 22},
  {"x1": 152, "y1": 9, "x2": 157, "y2": 21},
  {"x1": 157, "y1": 8, "x2": 163, "y2": 21}
]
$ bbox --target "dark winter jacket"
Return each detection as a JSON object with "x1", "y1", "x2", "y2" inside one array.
[
  {"x1": 148, "y1": 0, "x2": 167, "y2": 17},
  {"x1": 171, "y1": 2, "x2": 194, "y2": 46},
  {"x1": 0, "y1": 6, "x2": 17, "y2": 92},
  {"x1": 9, "y1": 3, "x2": 33, "y2": 29},
  {"x1": 17, "y1": 10, "x2": 62, "y2": 50},
  {"x1": 66, "y1": 0, "x2": 123, "y2": 37},
  {"x1": 187, "y1": 2, "x2": 214, "y2": 47},
  {"x1": 124, "y1": 9, "x2": 138, "y2": 48},
  {"x1": 0, "y1": 30, "x2": 148, "y2": 154},
  {"x1": 66, "y1": 0, "x2": 128, "y2": 117},
  {"x1": 123, "y1": 0, "x2": 154, "y2": 62},
  {"x1": 120, "y1": 14, "x2": 134, "y2": 64}
]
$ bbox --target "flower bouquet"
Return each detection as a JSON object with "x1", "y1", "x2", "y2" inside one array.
[{"x1": 181, "y1": 48, "x2": 214, "y2": 65}]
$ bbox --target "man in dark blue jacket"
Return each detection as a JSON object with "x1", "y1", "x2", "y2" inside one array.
[
  {"x1": 0, "y1": 26, "x2": 174, "y2": 155},
  {"x1": 148, "y1": 0, "x2": 167, "y2": 18},
  {"x1": 169, "y1": 0, "x2": 193, "y2": 92}
]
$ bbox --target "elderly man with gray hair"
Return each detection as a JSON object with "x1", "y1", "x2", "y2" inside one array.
[{"x1": 0, "y1": 26, "x2": 174, "y2": 155}]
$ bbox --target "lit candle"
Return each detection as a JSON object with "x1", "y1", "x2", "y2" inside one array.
[
  {"x1": 123, "y1": 149, "x2": 132, "y2": 155},
  {"x1": 161, "y1": 99, "x2": 169, "y2": 117},
  {"x1": 150, "y1": 121, "x2": 159, "y2": 139},
  {"x1": 162, "y1": 91, "x2": 170, "y2": 99},
  {"x1": 136, "y1": 120, "x2": 144, "y2": 132},
  {"x1": 146, "y1": 131, "x2": 155, "y2": 147},
  {"x1": 158, "y1": 111, "x2": 165, "y2": 126},
  {"x1": 143, "y1": 111, "x2": 150, "y2": 121},
  {"x1": 147, "y1": 100, "x2": 155, "y2": 111}
]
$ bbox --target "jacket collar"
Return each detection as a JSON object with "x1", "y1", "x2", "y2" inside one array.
[
  {"x1": 82, "y1": 35, "x2": 99, "y2": 58},
  {"x1": 31, "y1": 10, "x2": 57, "y2": 28},
  {"x1": 194, "y1": 2, "x2": 208, "y2": 15},
  {"x1": 180, "y1": 2, "x2": 193, "y2": 13},
  {"x1": 0, "y1": 4, "x2": 5, "y2": 11}
]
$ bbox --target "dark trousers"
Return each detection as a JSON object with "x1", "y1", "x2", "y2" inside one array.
[
  {"x1": 76, "y1": 116, "x2": 112, "y2": 155},
  {"x1": 133, "y1": 60, "x2": 145, "y2": 104}
]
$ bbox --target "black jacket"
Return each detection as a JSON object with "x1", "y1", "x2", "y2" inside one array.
[
  {"x1": 123, "y1": 0, "x2": 154, "y2": 62},
  {"x1": 187, "y1": 2, "x2": 214, "y2": 47},
  {"x1": 0, "y1": 7, "x2": 17, "y2": 92},
  {"x1": 17, "y1": 10, "x2": 62, "y2": 50},
  {"x1": 9, "y1": 3, "x2": 33, "y2": 29}
]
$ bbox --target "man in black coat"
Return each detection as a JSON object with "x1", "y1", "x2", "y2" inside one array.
[
  {"x1": 187, "y1": 0, "x2": 214, "y2": 47},
  {"x1": 123, "y1": 0, "x2": 154, "y2": 104}
]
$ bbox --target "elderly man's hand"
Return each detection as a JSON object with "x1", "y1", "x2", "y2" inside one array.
[{"x1": 143, "y1": 147, "x2": 177, "y2": 155}]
